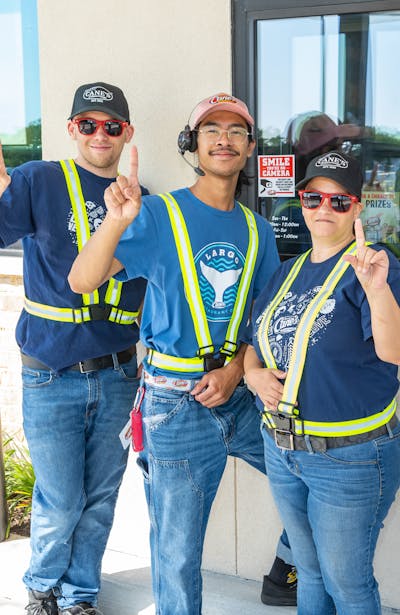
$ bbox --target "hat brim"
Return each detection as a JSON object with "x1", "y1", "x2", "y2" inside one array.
[
  {"x1": 69, "y1": 105, "x2": 129, "y2": 122},
  {"x1": 191, "y1": 104, "x2": 254, "y2": 129}
]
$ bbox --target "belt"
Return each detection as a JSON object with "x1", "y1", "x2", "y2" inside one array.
[
  {"x1": 21, "y1": 346, "x2": 136, "y2": 374},
  {"x1": 143, "y1": 371, "x2": 201, "y2": 392},
  {"x1": 265, "y1": 414, "x2": 399, "y2": 452}
]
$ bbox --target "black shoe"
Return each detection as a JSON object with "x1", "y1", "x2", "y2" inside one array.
[
  {"x1": 261, "y1": 555, "x2": 297, "y2": 607},
  {"x1": 261, "y1": 573, "x2": 297, "y2": 607},
  {"x1": 25, "y1": 589, "x2": 58, "y2": 615},
  {"x1": 60, "y1": 603, "x2": 103, "y2": 615}
]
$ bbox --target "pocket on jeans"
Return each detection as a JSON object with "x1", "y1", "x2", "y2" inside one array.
[
  {"x1": 22, "y1": 366, "x2": 54, "y2": 388},
  {"x1": 142, "y1": 387, "x2": 186, "y2": 430},
  {"x1": 117, "y1": 357, "x2": 139, "y2": 381}
]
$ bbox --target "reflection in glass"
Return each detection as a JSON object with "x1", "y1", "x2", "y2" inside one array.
[{"x1": 256, "y1": 11, "x2": 400, "y2": 258}]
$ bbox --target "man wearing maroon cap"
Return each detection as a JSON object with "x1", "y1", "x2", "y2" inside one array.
[{"x1": 69, "y1": 92, "x2": 296, "y2": 613}]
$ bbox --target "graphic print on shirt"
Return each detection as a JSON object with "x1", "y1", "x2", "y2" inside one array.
[
  {"x1": 256, "y1": 286, "x2": 336, "y2": 369},
  {"x1": 67, "y1": 201, "x2": 106, "y2": 245},
  {"x1": 195, "y1": 242, "x2": 245, "y2": 322}
]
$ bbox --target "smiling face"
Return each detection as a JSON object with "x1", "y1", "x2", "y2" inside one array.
[
  {"x1": 195, "y1": 110, "x2": 255, "y2": 179},
  {"x1": 67, "y1": 110, "x2": 134, "y2": 177},
  {"x1": 302, "y1": 176, "x2": 363, "y2": 244}
]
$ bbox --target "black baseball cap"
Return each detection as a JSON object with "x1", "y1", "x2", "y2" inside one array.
[
  {"x1": 69, "y1": 82, "x2": 130, "y2": 122},
  {"x1": 295, "y1": 151, "x2": 363, "y2": 200}
]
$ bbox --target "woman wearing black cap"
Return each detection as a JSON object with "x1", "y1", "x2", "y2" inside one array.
[{"x1": 244, "y1": 150, "x2": 400, "y2": 615}]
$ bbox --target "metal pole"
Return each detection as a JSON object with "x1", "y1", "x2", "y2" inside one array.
[{"x1": 0, "y1": 414, "x2": 9, "y2": 541}]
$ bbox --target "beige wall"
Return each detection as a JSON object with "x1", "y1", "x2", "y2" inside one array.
[
  {"x1": 1, "y1": 1, "x2": 399, "y2": 610},
  {"x1": 37, "y1": 0, "x2": 232, "y2": 193}
]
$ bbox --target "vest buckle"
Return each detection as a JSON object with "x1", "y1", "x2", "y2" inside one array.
[{"x1": 88, "y1": 304, "x2": 112, "y2": 321}]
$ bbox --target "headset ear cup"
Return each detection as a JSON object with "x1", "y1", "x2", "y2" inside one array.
[
  {"x1": 189, "y1": 129, "x2": 197, "y2": 153},
  {"x1": 177, "y1": 124, "x2": 197, "y2": 154}
]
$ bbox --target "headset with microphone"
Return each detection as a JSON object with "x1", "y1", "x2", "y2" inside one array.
[{"x1": 177, "y1": 123, "x2": 205, "y2": 176}]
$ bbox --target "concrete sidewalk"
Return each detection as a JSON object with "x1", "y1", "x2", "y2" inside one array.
[
  {"x1": 0, "y1": 536, "x2": 296, "y2": 615},
  {"x1": 1, "y1": 537, "x2": 399, "y2": 614}
]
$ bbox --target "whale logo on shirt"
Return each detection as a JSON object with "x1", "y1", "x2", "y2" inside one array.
[
  {"x1": 194, "y1": 242, "x2": 245, "y2": 322},
  {"x1": 200, "y1": 261, "x2": 243, "y2": 308}
]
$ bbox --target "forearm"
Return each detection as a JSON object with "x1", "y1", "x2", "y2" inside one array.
[
  {"x1": 68, "y1": 214, "x2": 128, "y2": 293},
  {"x1": 367, "y1": 284, "x2": 400, "y2": 365}
]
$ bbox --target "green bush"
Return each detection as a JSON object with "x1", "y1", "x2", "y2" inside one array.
[{"x1": 3, "y1": 436, "x2": 35, "y2": 535}]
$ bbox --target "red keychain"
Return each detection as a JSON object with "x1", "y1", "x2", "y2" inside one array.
[{"x1": 130, "y1": 386, "x2": 145, "y2": 452}]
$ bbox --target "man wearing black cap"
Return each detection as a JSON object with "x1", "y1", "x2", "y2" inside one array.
[{"x1": 0, "y1": 82, "x2": 148, "y2": 615}]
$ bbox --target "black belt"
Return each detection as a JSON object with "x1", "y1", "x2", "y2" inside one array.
[
  {"x1": 265, "y1": 414, "x2": 399, "y2": 452},
  {"x1": 21, "y1": 346, "x2": 136, "y2": 374}
]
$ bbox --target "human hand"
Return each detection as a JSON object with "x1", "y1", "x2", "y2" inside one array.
[
  {"x1": 104, "y1": 145, "x2": 142, "y2": 224},
  {"x1": 191, "y1": 364, "x2": 243, "y2": 408},
  {"x1": 245, "y1": 367, "x2": 287, "y2": 411},
  {"x1": 343, "y1": 218, "x2": 389, "y2": 291},
  {"x1": 0, "y1": 142, "x2": 11, "y2": 198}
]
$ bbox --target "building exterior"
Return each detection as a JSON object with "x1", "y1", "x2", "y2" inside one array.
[{"x1": 1, "y1": 0, "x2": 400, "y2": 609}]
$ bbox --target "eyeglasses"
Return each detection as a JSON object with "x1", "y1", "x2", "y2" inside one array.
[
  {"x1": 196, "y1": 126, "x2": 251, "y2": 144},
  {"x1": 72, "y1": 118, "x2": 128, "y2": 137},
  {"x1": 298, "y1": 190, "x2": 358, "y2": 213}
]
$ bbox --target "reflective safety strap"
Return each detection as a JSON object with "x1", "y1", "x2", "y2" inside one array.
[
  {"x1": 60, "y1": 159, "x2": 98, "y2": 306},
  {"x1": 24, "y1": 297, "x2": 139, "y2": 325},
  {"x1": 153, "y1": 193, "x2": 258, "y2": 370},
  {"x1": 159, "y1": 192, "x2": 214, "y2": 356},
  {"x1": 259, "y1": 240, "x2": 387, "y2": 437},
  {"x1": 147, "y1": 349, "x2": 234, "y2": 373},
  {"x1": 266, "y1": 398, "x2": 397, "y2": 437},
  {"x1": 23, "y1": 160, "x2": 139, "y2": 326},
  {"x1": 223, "y1": 204, "x2": 259, "y2": 355},
  {"x1": 282, "y1": 241, "x2": 358, "y2": 413}
]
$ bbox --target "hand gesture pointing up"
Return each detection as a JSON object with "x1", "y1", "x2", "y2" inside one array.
[
  {"x1": 343, "y1": 218, "x2": 389, "y2": 291},
  {"x1": 104, "y1": 145, "x2": 142, "y2": 224}
]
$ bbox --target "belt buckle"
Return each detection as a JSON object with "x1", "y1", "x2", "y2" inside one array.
[
  {"x1": 79, "y1": 361, "x2": 96, "y2": 374},
  {"x1": 274, "y1": 429, "x2": 294, "y2": 450},
  {"x1": 203, "y1": 353, "x2": 226, "y2": 372}
]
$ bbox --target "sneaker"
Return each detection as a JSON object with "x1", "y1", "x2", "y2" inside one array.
[
  {"x1": 60, "y1": 603, "x2": 103, "y2": 615},
  {"x1": 261, "y1": 556, "x2": 297, "y2": 606},
  {"x1": 25, "y1": 589, "x2": 58, "y2": 615}
]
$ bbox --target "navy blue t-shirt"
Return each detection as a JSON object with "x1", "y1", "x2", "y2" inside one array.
[
  {"x1": 251, "y1": 243, "x2": 400, "y2": 422},
  {"x1": 0, "y1": 160, "x2": 147, "y2": 370}
]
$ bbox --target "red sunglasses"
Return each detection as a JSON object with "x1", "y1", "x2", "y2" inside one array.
[
  {"x1": 72, "y1": 117, "x2": 128, "y2": 137},
  {"x1": 298, "y1": 189, "x2": 358, "y2": 213}
]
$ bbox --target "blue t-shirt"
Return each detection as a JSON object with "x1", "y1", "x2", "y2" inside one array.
[
  {"x1": 0, "y1": 160, "x2": 147, "y2": 370},
  {"x1": 115, "y1": 188, "x2": 280, "y2": 377},
  {"x1": 251, "y1": 243, "x2": 400, "y2": 422}
]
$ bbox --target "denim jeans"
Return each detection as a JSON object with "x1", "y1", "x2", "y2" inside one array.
[
  {"x1": 21, "y1": 355, "x2": 139, "y2": 609},
  {"x1": 137, "y1": 381, "x2": 289, "y2": 615},
  {"x1": 262, "y1": 421, "x2": 400, "y2": 615}
]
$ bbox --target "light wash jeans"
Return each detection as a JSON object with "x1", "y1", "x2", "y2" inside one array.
[
  {"x1": 137, "y1": 381, "x2": 290, "y2": 615},
  {"x1": 21, "y1": 355, "x2": 139, "y2": 609},
  {"x1": 262, "y1": 421, "x2": 400, "y2": 615}
]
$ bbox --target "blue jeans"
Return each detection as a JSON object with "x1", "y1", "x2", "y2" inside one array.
[
  {"x1": 21, "y1": 355, "x2": 139, "y2": 609},
  {"x1": 138, "y1": 381, "x2": 289, "y2": 615},
  {"x1": 262, "y1": 422, "x2": 400, "y2": 615}
]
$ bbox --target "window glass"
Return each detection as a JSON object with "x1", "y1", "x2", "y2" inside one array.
[
  {"x1": 256, "y1": 12, "x2": 400, "y2": 258},
  {"x1": 0, "y1": 0, "x2": 41, "y2": 254}
]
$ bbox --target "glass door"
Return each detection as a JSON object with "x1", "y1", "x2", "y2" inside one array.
[{"x1": 253, "y1": 10, "x2": 400, "y2": 257}]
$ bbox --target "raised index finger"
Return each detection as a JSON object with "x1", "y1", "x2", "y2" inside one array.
[
  {"x1": 128, "y1": 145, "x2": 139, "y2": 187},
  {"x1": 0, "y1": 142, "x2": 7, "y2": 176},
  {"x1": 354, "y1": 218, "x2": 366, "y2": 250}
]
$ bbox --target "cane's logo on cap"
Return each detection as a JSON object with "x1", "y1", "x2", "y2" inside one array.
[
  {"x1": 83, "y1": 86, "x2": 114, "y2": 104},
  {"x1": 209, "y1": 95, "x2": 237, "y2": 106},
  {"x1": 315, "y1": 153, "x2": 349, "y2": 170}
]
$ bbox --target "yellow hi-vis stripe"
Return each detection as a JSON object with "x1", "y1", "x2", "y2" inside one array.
[
  {"x1": 23, "y1": 160, "x2": 139, "y2": 326},
  {"x1": 24, "y1": 297, "x2": 139, "y2": 325},
  {"x1": 259, "y1": 240, "x2": 390, "y2": 437},
  {"x1": 60, "y1": 159, "x2": 98, "y2": 306},
  {"x1": 223, "y1": 204, "x2": 259, "y2": 354},
  {"x1": 160, "y1": 192, "x2": 214, "y2": 355},
  {"x1": 266, "y1": 398, "x2": 397, "y2": 437},
  {"x1": 150, "y1": 194, "x2": 259, "y2": 372}
]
